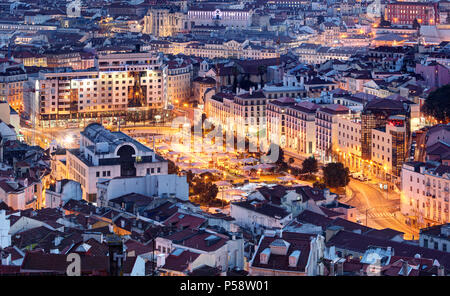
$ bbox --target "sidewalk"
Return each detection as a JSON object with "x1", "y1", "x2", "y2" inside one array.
[{"x1": 339, "y1": 186, "x2": 354, "y2": 204}]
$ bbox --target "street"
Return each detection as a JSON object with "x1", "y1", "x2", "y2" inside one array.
[{"x1": 345, "y1": 179, "x2": 419, "y2": 240}]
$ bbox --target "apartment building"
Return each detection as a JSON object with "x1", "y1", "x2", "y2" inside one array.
[
  {"x1": 29, "y1": 51, "x2": 168, "y2": 128},
  {"x1": 205, "y1": 89, "x2": 272, "y2": 140},
  {"x1": 66, "y1": 123, "x2": 168, "y2": 202},
  {"x1": 361, "y1": 98, "x2": 411, "y2": 163},
  {"x1": 315, "y1": 104, "x2": 350, "y2": 162},
  {"x1": 183, "y1": 39, "x2": 279, "y2": 60},
  {"x1": 385, "y1": 2, "x2": 439, "y2": 26},
  {"x1": 267, "y1": 99, "x2": 319, "y2": 157},
  {"x1": 0, "y1": 59, "x2": 27, "y2": 113},
  {"x1": 401, "y1": 162, "x2": 450, "y2": 228},
  {"x1": 187, "y1": 7, "x2": 253, "y2": 29},
  {"x1": 296, "y1": 43, "x2": 366, "y2": 65},
  {"x1": 146, "y1": 39, "x2": 279, "y2": 60},
  {"x1": 167, "y1": 59, "x2": 193, "y2": 105},
  {"x1": 371, "y1": 115, "x2": 408, "y2": 179},
  {"x1": 333, "y1": 114, "x2": 363, "y2": 172}
]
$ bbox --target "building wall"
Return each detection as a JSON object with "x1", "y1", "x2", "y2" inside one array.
[
  {"x1": 0, "y1": 210, "x2": 11, "y2": 248},
  {"x1": 96, "y1": 174, "x2": 187, "y2": 207},
  {"x1": 385, "y1": 3, "x2": 438, "y2": 26},
  {"x1": 33, "y1": 52, "x2": 168, "y2": 128},
  {"x1": 168, "y1": 64, "x2": 192, "y2": 104},
  {"x1": 401, "y1": 164, "x2": 450, "y2": 227},
  {"x1": 230, "y1": 203, "x2": 292, "y2": 231}
]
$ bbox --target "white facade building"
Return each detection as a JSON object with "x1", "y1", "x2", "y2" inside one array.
[
  {"x1": 96, "y1": 173, "x2": 189, "y2": 207},
  {"x1": 401, "y1": 162, "x2": 450, "y2": 228},
  {"x1": 66, "y1": 123, "x2": 168, "y2": 202}
]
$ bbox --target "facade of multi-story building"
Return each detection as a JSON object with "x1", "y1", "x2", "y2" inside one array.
[
  {"x1": 361, "y1": 99, "x2": 411, "y2": 169},
  {"x1": 192, "y1": 76, "x2": 215, "y2": 105},
  {"x1": 295, "y1": 43, "x2": 366, "y2": 65},
  {"x1": 184, "y1": 39, "x2": 279, "y2": 60},
  {"x1": 419, "y1": 224, "x2": 450, "y2": 252},
  {"x1": 187, "y1": 7, "x2": 253, "y2": 29},
  {"x1": 205, "y1": 89, "x2": 273, "y2": 140},
  {"x1": 333, "y1": 114, "x2": 363, "y2": 173},
  {"x1": 66, "y1": 123, "x2": 168, "y2": 202},
  {"x1": 385, "y1": 2, "x2": 439, "y2": 26},
  {"x1": 0, "y1": 59, "x2": 27, "y2": 113},
  {"x1": 315, "y1": 104, "x2": 350, "y2": 162},
  {"x1": 267, "y1": 99, "x2": 319, "y2": 157},
  {"x1": 167, "y1": 59, "x2": 193, "y2": 105},
  {"x1": 146, "y1": 39, "x2": 279, "y2": 60},
  {"x1": 401, "y1": 162, "x2": 450, "y2": 228},
  {"x1": 28, "y1": 51, "x2": 168, "y2": 128},
  {"x1": 44, "y1": 50, "x2": 95, "y2": 70},
  {"x1": 371, "y1": 115, "x2": 408, "y2": 178}
]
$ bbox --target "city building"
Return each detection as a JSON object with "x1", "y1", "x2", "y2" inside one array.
[
  {"x1": 167, "y1": 58, "x2": 193, "y2": 105},
  {"x1": 143, "y1": 7, "x2": 186, "y2": 37},
  {"x1": 385, "y1": 2, "x2": 439, "y2": 26},
  {"x1": 205, "y1": 88, "x2": 272, "y2": 140},
  {"x1": 361, "y1": 98, "x2": 411, "y2": 177},
  {"x1": 187, "y1": 7, "x2": 253, "y2": 29},
  {"x1": 419, "y1": 223, "x2": 450, "y2": 252},
  {"x1": 66, "y1": 123, "x2": 168, "y2": 202},
  {"x1": 27, "y1": 51, "x2": 168, "y2": 128},
  {"x1": 96, "y1": 173, "x2": 189, "y2": 207},
  {"x1": 401, "y1": 161, "x2": 450, "y2": 228},
  {"x1": 315, "y1": 104, "x2": 350, "y2": 162},
  {"x1": 0, "y1": 58, "x2": 27, "y2": 113},
  {"x1": 333, "y1": 113, "x2": 363, "y2": 173},
  {"x1": 267, "y1": 98, "x2": 319, "y2": 157}
]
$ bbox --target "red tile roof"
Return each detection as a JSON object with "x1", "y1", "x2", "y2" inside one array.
[
  {"x1": 251, "y1": 232, "x2": 313, "y2": 273},
  {"x1": 161, "y1": 249, "x2": 200, "y2": 273}
]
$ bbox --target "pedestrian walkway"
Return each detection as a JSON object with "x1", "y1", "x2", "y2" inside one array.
[{"x1": 367, "y1": 212, "x2": 397, "y2": 219}]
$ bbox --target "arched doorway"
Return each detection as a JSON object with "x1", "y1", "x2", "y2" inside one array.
[{"x1": 117, "y1": 145, "x2": 136, "y2": 177}]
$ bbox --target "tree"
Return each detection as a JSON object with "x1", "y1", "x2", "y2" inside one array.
[
  {"x1": 422, "y1": 84, "x2": 450, "y2": 123},
  {"x1": 186, "y1": 170, "x2": 195, "y2": 184},
  {"x1": 412, "y1": 18, "x2": 421, "y2": 29},
  {"x1": 301, "y1": 156, "x2": 318, "y2": 176},
  {"x1": 198, "y1": 183, "x2": 219, "y2": 206},
  {"x1": 167, "y1": 159, "x2": 179, "y2": 175},
  {"x1": 322, "y1": 162, "x2": 350, "y2": 188}
]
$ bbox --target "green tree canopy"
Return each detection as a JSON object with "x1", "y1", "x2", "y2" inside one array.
[
  {"x1": 167, "y1": 159, "x2": 179, "y2": 175},
  {"x1": 322, "y1": 162, "x2": 350, "y2": 188},
  {"x1": 301, "y1": 156, "x2": 318, "y2": 176},
  {"x1": 422, "y1": 84, "x2": 450, "y2": 123}
]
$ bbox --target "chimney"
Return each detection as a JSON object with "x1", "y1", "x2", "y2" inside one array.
[
  {"x1": 438, "y1": 265, "x2": 445, "y2": 276},
  {"x1": 337, "y1": 261, "x2": 344, "y2": 276},
  {"x1": 330, "y1": 262, "x2": 335, "y2": 276}
]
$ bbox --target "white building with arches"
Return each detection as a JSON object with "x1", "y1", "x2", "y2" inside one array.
[{"x1": 66, "y1": 123, "x2": 168, "y2": 202}]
